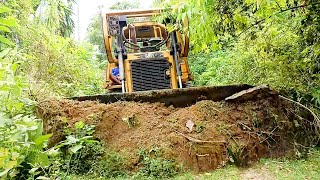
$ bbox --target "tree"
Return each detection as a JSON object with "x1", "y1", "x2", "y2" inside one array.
[
  {"x1": 35, "y1": 0, "x2": 76, "y2": 37},
  {"x1": 86, "y1": 8, "x2": 106, "y2": 62},
  {"x1": 109, "y1": 0, "x2": 140, "y2": 10},
  {"x1": 86, "y1": 1, "x2": 140, "y2": 62},
  {"x1": 160, "y1": 0, "x2": 320, "y2": 109}
]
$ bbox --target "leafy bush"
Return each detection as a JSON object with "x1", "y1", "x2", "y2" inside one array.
[
  {"x1": 18, "y1": 23, "x2": 104, "y2": 98},
  {"x1": 163, "y1": 0, "x2": 320, "y2": 111},
  {"x1": 0, "y1": 115, "x2": 53, "y2": 179},
  {"x1": 1, "y1": 2, "x2": 118, "y2": 179},
  {"x1": 0, "y1": 35, "x2": 53, "y2": 179},
  {"x1": 2, "y1": 0, "x2": 103, "y2": 98},
  {"x1": 189, "y1": 12, "x2": 320, "y2": 109},
  {"x1": 135, "y1": 147, "x2": 180, "y2": 178},
  {"x1": 90, "y1": 151, "x2": 128, "y2": 178},
  {"x1": 55, "y1": 122, "x2": 102, "y2": 174},
  {"x1": 0, "y1": 5, "x2": 53, "y2": 179},
  {"x1": 54, "y1": 121, "x2": 128, "y2": 178}
]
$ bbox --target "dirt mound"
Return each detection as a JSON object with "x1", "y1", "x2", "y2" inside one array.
[{"x1": 38, "y1": 96, "x2": 318, "y2": 172}]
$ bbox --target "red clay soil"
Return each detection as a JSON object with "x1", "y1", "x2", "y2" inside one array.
[{"x1": 37, "y1": 96, "x2": 318, "y2": 172}]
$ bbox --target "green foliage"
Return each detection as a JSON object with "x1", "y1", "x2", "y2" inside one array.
[
  {"x1": 173, "y1": 149, "x2": 320, "y2": 179},
  {"x1": 0, "y1": 115, "x2": 53, "y2": 179},
  {"x1": 135, "y1": 147, "x2": 180, "y2": 178},
  {"x1": 0, "y1": 2, "x2": 103, "y2": 179},
  {"x1": 0, "y1": 5, "x2": 47, "y2": 179},
  {"x1": 65, "y1": 148, "x2": 320, "y2": 179},
  {"x1": 90, "y1": 151, "x2": 128, "y2": 178},
  {"x1": 0, "y1": 13, "x2": 31, "y2": 112},
  {"x1": 0, "y1": 3, "x2": 16, "y2": 48},
  {"x1": 189, "y1": 10, "x2": 320, "y2": 107},
  {"x1": 160, "y1": 0, "x2": 320, "y2": 111},
  {"x1": 86, "y1": 1, "x2": 140, "y2": 63},
  {"x1": 55, "y1": 122, "x2": 100, "y2": 174},
  {"x1": 109, "y1": 0, "x2": 140, "y2": 10},
  {"x1": 86, "y1": 12, "x2": 107, "y2": 63},
  {"x1": 261, "y1": 148, "x2": 320, "y2": 179},
  {"x1": 160, "y1": 0, "x2": 319, "y2": 51},
  {"x1": 0, "y1": 8, "x2": 53, "y2": 177},
  {"x1": 0, "y1": 48, "x2": 32, "y2": 116},
  {"x1": 35, "y1": 0, "x2": 76, "y2": 37},
  {"x1": 1, "y1": 0, "x2": 103, "y2": 99},
  {"x1": 53, "y1": 121, "x2": 128, "y2": 178},
  {"x1": 18, "y1": 22, "x2": 103, "y2": 98}
]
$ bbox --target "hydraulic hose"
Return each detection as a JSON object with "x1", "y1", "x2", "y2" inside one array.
[
  {"x1": 171, "y1": 31, "x2": 183, "y2": 89},
  {"x1": 116, "y1": 34, "x2": 126, "y2": 93}
]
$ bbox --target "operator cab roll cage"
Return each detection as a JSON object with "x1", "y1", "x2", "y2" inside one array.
[{"x1": 122, "y1": 22, "x2": 169, "y2": 52}]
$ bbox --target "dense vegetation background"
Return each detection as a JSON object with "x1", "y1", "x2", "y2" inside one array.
[
  {"x1": 0, "y1": 0, "x2": 319, "y2": 179},
  {"x1": 159, "y1": 0, "x2": 320, "y2": 110},
  {"x1": 0, "y1": 0, "x2": 105, "y2": 178}
]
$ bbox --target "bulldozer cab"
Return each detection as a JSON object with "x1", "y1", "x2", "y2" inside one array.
[
  {"x1": 122, "y1": 21, "x2": 168, "y2": 52},
  {"x1": 102, "y1": 9, "x2": 193, "y2": 93}
]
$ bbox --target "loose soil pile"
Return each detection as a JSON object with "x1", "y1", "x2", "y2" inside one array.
[{"x1": 38, "y1": 94, "x2": 319, "y2": 172}]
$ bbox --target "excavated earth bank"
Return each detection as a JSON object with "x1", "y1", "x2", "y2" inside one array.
[{"x1": 37, "y1": 94, "x2": 318, "y2": 172}]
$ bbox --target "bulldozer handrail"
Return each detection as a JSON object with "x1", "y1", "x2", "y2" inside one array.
[{"x1": 104, "y1": 8, "x2": 165, "y2": 18}]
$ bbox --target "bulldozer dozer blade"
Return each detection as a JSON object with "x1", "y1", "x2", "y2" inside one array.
[{"x1": 71, "y1": 84, "x2": 262, "y2": 107}]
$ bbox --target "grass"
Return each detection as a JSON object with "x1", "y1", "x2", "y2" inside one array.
[
  {"x1": 175, "y1": 148, "x2": 320, "y2": 180},
  {"x1": 260, "y1": 149, "x2": 320, "y2": 179},
  {"x1": 65, "y1": 148, "x2": 320, "y2": 180},
  {"x1": 173, "y1": 166, "x2": 241, "y2": 180}
]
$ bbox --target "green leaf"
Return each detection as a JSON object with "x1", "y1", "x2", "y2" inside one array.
[
  {"x1": 34, "y1": 134, "x2": 52, "y2": 146},
  {"x1": 29, "y1": 167, "x2": 39, "y2": 174},
  {"x1": 15, "y1": 120, "x2": 38, "y2": 132},
  {"x1": 0, "y1": 17, "x2": 18, "y2": 27},
  {"x1": 0, "y1": 113, "x2": 11, "y2": 127},
  {"x1": 65, "y1": 135, "x2": 78, "y2": 145},
  {"x1": 0, "y1": 48, "x2": 11, "y2": 58},
  {"x1": 0, "y1": 168, "x2": 10, "y2": 177},
  {"x1": 75, "y1": 121, "x2": 84, "y2": 129},
  {"x1": 0, "y1": 5, "x2": 12, "y2": 14},
  {"x1": 79, "y1": 136, "x2": 94, "y2": 141},
  {"x1": 69, "y1": 144, "x2": 83, "y2": 153},
  {"x1": 36, "y1": 176, "x2": 50, "y2": 180},
  {"x1": 29, "y1": 151, "x2": 50, "y2": 167},
  {"x1": 0, "y1": 35, "x2": 13, "y2": 46},
  {"x1": 0, "y1": 25, "x2": 10, "y2": 32},
  {"x1": 11, "y1": 62, "x2": 19, "y2": 72},
  {"x1": 83, "y1": 139, "x2": 99, "y2": 143},
  {"x1": 47, "y1": 148, "x2": 60, "y2": 157}
]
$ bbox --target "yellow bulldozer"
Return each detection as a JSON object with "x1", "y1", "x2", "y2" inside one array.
[
  {"x1": 102, "y1": 8, "x2": 192, "y2": 93},
  {"x1": 74, "y1": 8, "x2": 260, "y2": 107}
]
